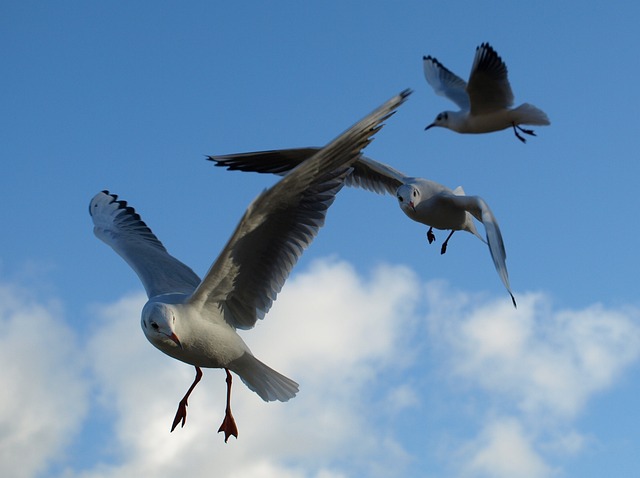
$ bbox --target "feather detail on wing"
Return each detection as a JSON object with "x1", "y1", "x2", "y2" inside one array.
[
  {"x1": 209, "y1": 149, "x2": 405, "y2": 196},
  {"x1": 89, "y1": 191, "x2": 201, "y2": 298},
  {"x1": 447, "y1": 193, "x2": 516, "y2": 307},
  {"x1": 191, "y1": 89, "x2": 411, "y2": 329},
  {"x1": 423, "y1": 55, "x2": 470, "y2": 111},
  {"x1": 467, "y1": 43, "x2": 515, "y2": 114}
]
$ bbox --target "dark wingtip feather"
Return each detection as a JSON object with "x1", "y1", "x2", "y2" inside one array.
[
  {"x1": 475, "y1": 42, "x2": 508, "y2": 76},
  {"x1": 423, "y1": 55, "x2": 446, "y2": 69},
  {"x1": 90, "y1": 190, "x2": 164, "y2": 250}
]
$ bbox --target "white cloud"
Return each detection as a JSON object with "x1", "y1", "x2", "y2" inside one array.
[
  {"x1": 462, "y1": 417, "x2": 553, "y2": 478},
  {"x1": 425, "y1": 284, "x2": 640, "y2": 419},
  {"x1": 73, "y1": 258, "x2": 422, "y2": 478},
  {"x1": 424, "y1": 282, "x2": 640, "y2": 476},
  {"x1": 4, "y1": 260, "x2": 640, "y2": 478},
  {"x1": 0, "y1": 281, "x2": 88, "y2": 478}
]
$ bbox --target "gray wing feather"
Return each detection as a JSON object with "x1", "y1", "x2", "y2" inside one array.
[
  {"x1": 467, "y1": 43, "x2": 515, "y2": 114},
  {"x1": 445, "y1": 193, "x2": 516, "y2": 307},
  {"x1": 423, "y1": 55, "x2": 470, "y2": 111},
  {"x1": 191, "y1": 90, "x2": 411, "y2": 329},
  {"x1": 210, "y1": 149, "x2": 405, "y2": 196},
  {"x1": 89, "y1": 191, "x2": 201, "y2": 298}
]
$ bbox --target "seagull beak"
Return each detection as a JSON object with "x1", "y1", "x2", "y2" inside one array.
[
  {"x1": 169, "y1": 332, "x2": 183, "y2": 349},
  {"x1": 425, "y1": 123, "x2": 435, "y2": 131},
  {"x1": 409, "y1": 201, "x2": 416, "y2": 212}
]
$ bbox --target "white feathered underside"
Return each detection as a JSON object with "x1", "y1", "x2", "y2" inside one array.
[{"x1": 90, "y1": 191, "x2": 201, "y2": 298}]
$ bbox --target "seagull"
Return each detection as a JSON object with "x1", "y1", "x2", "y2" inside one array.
[
  {"x1": 209, "y1": 148, "x2": 516, "y2": 308},
  {"x1": 423, "y1": 42, "x2": 550, "y2": 143},
  {"x1": 89, "y1": 89, "x2": 411, "y2": 442}
]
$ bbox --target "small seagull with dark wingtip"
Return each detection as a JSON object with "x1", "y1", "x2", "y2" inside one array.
[
  {"x1": 423, "y1": 42, "x2": 550, "y2": 143},
  {"x1": 210, "y1": 146, "x2": 517, "y2": 308}
]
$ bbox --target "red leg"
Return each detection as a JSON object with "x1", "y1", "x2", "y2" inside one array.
[
  {"x1": 441, "y1": 230, "x2": 455, "y2": 255},
  {"x1": 171, "y1": 366, "x2": 203, "y2": 432},
  {"x1": 217, "y1": 368, "x2": 239, "y2": 442}
]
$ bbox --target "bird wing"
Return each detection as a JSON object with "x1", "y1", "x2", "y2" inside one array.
[
  {"x1": 89, "y1": 191, "x2": 201, "y2": 298},
  {"x1": 188, "y1": 90, "x2": 411, "y2": 329},
  {"x1": 443, "y1": 193, "x2": 516, "y2": 307},
  {"x1": 352, "y1": 155, "x2": 406, "y2": 194},
  {"x1": 450, "y1": 186, "x2": 486, "y2": 243},
  {"x1": 209, "y1": 148, "x2": 320, "y2": 177},
  {"x1": 209, "y1": 148, "x2": 406, "y2": 196},
  {"x1": 423, "y1": 55, "x2": 470, "y2": 111},
  {"x1": 466, "y1": 43, "x2": 515, "y2": 115}
]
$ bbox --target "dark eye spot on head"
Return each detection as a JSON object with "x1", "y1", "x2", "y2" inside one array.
[
  {"x1": 398, "y1": 195, "x2": 404, "y2": 202},
  {"x1": 151, "y1": 322, "x2": 159, "y2": 331}
]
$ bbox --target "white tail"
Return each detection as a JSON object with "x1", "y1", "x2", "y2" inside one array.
[
  {"x1": 514, "y1": 103, "x2": 550, "y2": 126},
  {"x1": 230, "y1": 353, "x2": 299, "y2": 402}
]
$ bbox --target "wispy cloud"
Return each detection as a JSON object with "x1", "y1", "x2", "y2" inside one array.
[{"x1": 424, "y1": 282, "x2": 640, "y2": 477}]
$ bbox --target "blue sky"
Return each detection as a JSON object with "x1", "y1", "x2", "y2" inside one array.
[{"x1": 2, "y1": 2, "x2": 640, "y2": 477}]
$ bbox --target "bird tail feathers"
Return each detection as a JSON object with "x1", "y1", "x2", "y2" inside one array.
[
  {"x1": 514, "y1": 103, "x2": 550, "y2": 126},
  {"x1": 230, "y1": 353, "x2": 299, "y2": 402}
]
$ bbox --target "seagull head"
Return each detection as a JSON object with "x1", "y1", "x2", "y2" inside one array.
[
  {"x1": 141, "y1": 302, "x2": 182, "y2": 349},
  {"x1": 396, "y1": 184, "x2": 420, "y2": 214},
  {"x1": 425, "y1": 111, "x2": 450, "y2": 131}
]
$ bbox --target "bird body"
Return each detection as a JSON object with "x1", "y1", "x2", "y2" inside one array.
[
  {"x1": 210, "y1": 147, "x2": 516, "y2": 307},
  {"x1": 423, "y1": 43, "x2": 550, "y2": 142},
  {"x1": 397, "y1": 179, "x2": 483, "y2": 241},
  {"x1": 433, "y1": 103, "x2": 547, "y2": 135},
  {"x1": 90, "y1": 89, "x2": 411, "y2": 440},
  {"x1": 396, "y1": 180, "x2": 515, "y2": 307},
  {"x1": 141, "y1": 297, "x2": 247, "y2": 369}
]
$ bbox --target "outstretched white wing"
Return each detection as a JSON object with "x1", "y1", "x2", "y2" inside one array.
[
  {"x1": 90, "y1": 191, "x2": 201, "y2": 298},
  {"x1": 422, "y1": 55, "x2": 470, "y2": 111}
]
